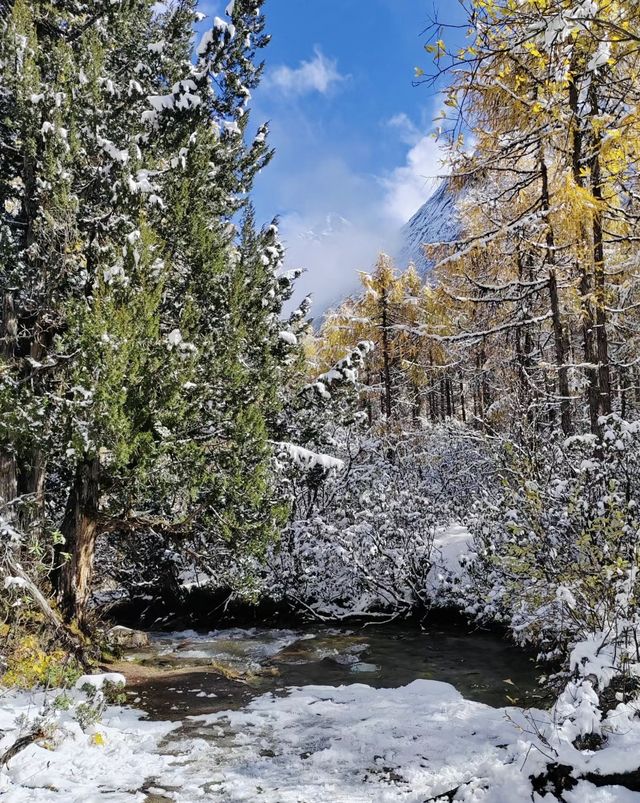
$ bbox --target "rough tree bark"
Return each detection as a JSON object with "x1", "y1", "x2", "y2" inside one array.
[
  {"x1": 0, "y1": 294, "x2": 18, "y2": 510},
  {"x1": 589, "y1": 85, "x2": 612, "y2": 418},
  {"x1": 55, "y1": 458, "x2": 101, "y2": 628}
]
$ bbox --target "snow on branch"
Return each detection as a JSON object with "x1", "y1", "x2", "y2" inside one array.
[
  {"x1": 274, "y1": 442, "x2": 345, "y2": 472},
  {"x1": 306, "y1": 340, "x2": 374, "y2": 401}
]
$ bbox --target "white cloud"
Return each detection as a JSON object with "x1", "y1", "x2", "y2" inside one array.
[
  {"x1": 386, "y1": 113, "x2": 422, "y2": 145},
  {"x1": 381, "y1": 132, "x2": 449, "y2": 223},
  {"x1": 254, "y1": 103, "x2": 449, "y2": 316},
  {"x1": 271, "y1": 122, "x2": 451, "y2": 315},
  {"x1": 272, "y1": 157, "x2": 399, "y2": 313},
  {"x1": 264, "y1": 47, "x2": 346, "y2": 96},
  {"x1": 283, "y1": 211, "x2": 399, "y2": 315}
]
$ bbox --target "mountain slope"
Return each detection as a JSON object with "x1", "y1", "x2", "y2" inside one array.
[{"x1": 398, "y1": 179, "x2": 462, "y2": 275}]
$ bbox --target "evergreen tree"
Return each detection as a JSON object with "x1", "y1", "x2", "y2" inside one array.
[{"x1": 0, "y1": 0, "x2": 303, "y2": 625}]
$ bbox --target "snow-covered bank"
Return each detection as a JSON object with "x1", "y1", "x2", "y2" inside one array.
[
  {"x1": 149, "y1": 679, "x2": 640, "y2": 802},
  {"x1": 0, "y1": 687, "x2": 177, "y2": 802},
  {"x1": 3, "y1": 669, "x2": 640, "y2": 801},
  {"x1": 175, "y1": 678, "x2": 532, "y2": 802}
]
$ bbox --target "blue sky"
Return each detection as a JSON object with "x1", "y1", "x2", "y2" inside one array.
[{"x1": 203, "y1": 1, "x2": 467, "y2": 311}]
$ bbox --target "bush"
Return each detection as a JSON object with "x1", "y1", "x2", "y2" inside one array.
[
  {"x1": 460, "y1": 415, "x2": 640, "y2": 690},
  {"x1": 2, "y1": 635, "x2": 82, "y2": 690},
  {"x1": 266, "y1": 423, "x2": 490, "y2": 617}
]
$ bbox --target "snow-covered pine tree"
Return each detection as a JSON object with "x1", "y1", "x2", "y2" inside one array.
[
  {"x1": 1, "y1": 0, "x2": 303, "y2": 624},
  {"x1": 111, "y1": 1, "x2": 305, "y2": 591},
  {"x1": 0, "y1": 0, "x2": 204, "y2": 624}
]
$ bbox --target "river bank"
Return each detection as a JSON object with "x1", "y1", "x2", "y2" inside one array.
[{"x1": 3, "y1": 622, "x2": 640, "y2": 801}]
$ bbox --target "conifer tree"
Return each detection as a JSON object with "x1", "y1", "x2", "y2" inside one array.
[{"x1": 0, "y1": 0, "x2": 303, "y2": 624}]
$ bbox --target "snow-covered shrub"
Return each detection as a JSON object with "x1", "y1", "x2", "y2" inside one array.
[
  {"x1": 266, "y1": 422, "x2": 490, "y2": 618},
  {"x1": 460, "y1": 415, "x2": 640, "y2": 696},
  {"x1": 0, "y1": 671, "x2": 127, "y2": 774},
  {"x1": 0, "y1": 517, "x2": 82, "y2": 680}
]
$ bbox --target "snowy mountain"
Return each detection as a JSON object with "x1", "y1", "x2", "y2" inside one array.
[
  {"x1": 298, "y1": 213, "x2": 353, "y2": 244},
  {"x1": 299, "y1": 180, "x2": 464, "y2": 319},
  {"x1": 398, "y1": 178, "x2": 462, "y2": 275}
]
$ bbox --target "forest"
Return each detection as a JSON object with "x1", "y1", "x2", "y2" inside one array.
[{"x1": 2, "y1": 0, "x2": 640, "y2": 801}]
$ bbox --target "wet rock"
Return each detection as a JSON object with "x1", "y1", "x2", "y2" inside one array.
[{"x1": 107, "y1": 625, "x2": 150, "y2": 649}]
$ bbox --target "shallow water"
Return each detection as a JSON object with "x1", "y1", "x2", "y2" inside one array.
[{"x1": 124, "y1": 621, "x2": 545, "y2": 718}]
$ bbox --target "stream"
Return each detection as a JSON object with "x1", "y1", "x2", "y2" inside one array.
[{"x1": 113, "y1": 623, "x2": 545, "y2": 802}]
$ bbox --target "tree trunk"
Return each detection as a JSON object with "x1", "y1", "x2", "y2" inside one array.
[
  {"x1": 588, "y1": 85, "x2": 612, "y2": 419},
  {"x1": 591, "y1": 166, "x2": 612, "y2": 417},
  {"x1": 17, "y1": 451, "x2": 46, "y2": 534},
  {"x1": 548, "y1": 267, "x2": 573, "y2": 434},
  {"x1": 55, "y1": 458, "x2": 100, "y2": 628},
  {"x1": 479, "y1": 341, "x2": 490, "y2": 428},
  {"x1": 380, "y1": 286, "x2": 393, "y2": 421},
  {"x1": 1, "y1": 294, "x2": 18, "y2": 513},
  {"x1": 540, "y1": 151, "x2": 572, "y2": 435},
  {"x1": 619, "y1": 365, "x2": 627, "y2": 419},
  {"x1": 570, "y1": 72, "x2": 601, "y2": 433},
  {"x1": 0, "y1": 453, "x2": 17, "y2": 511},
  {"x1": 365, "y1": 367, "x2": 373, "y2": 426}
]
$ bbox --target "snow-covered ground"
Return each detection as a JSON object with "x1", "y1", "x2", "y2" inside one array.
[
  {"x1": 430, "y1": 523, "x2": 471, "y2": 588},
  {"x1": 3, "y1": 676, "x2": 640, "y2": 802},
  {"x1": 0, "y1": 687, "x2": 176, "y2": 802},
  {"x1": 162, "y1": 679, "x2": 535, "y2": 802}
]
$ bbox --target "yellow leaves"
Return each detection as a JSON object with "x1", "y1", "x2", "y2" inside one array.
[
  {"x1": 91, "y1": 732, "x2": 106, "y2": 746},
  {"x1": 3, "y1": 637, "x2": 66, "y2": 689},
  {"x1": 524, "y1": 41, "x2": 545, "y2": 62},
  {"x1": 424, "y1": 39, "x2": 446, "y2": 61}
]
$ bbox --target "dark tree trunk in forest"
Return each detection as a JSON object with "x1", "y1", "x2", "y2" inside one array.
[
  {"x1": 548, "y1": 267, "x2": 573, "y2": 434},
  {"x1": 19, "y1": 321, "x2": 52, "y2": 532},
  {"x1": 16, "y1": 455, "x2": 46, "y2": 535},
  {"x1": 1, "y1": 294, "x2": 18, "y2": 511},
  {"x1": 570, "y1": 77, "x2": 602, "y2": 433},
  {"x1": 0, "y1": 453, "x2": 17, "y2": 512},
  {"x1": 380, "y1": 285, "x2": 393, "y2": 421},
  {"x1": 540, "y1": 151, "x2": 572, "y2": 435},
  {"x1": 1, "y1": 295, "x2": 47, "y2": 530},
  {"x1": 478, "y1": 341, "x2": 490, "y2": 429},
  {"x1": 55, "y1": 459, "x2": 100, "y2": 627},
  {"x1": 579, "y1": 269, "x2": 600, "y2": 433},
  {"x1": 589, "y1": 100, "x2": 612, "y2": 419},
  {"x1": 619, "y1": 366, "x2": 627, "y2": 419}
]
